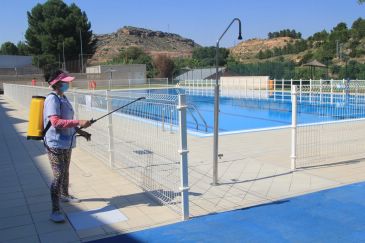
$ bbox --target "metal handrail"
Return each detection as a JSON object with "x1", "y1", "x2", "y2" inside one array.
[
  {"x1": 187, "y1": 103, "x2": 208, "y2": 132},
  {"x1": 187, "y1": 108, "x2": 199, "y2": 131}
]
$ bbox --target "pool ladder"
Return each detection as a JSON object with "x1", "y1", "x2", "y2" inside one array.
[
  {"x1": 160, "y1": 103, "x2": 208, "y2": 133},
  {"x1": 176, "y1": 88, "x2": 208, "y2": 132},
  {"x1": 187, "y1": 103, "x2": 208, "y2": 132}
]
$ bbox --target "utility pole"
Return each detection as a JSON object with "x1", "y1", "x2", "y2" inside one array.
[
  {"x1": 62, "y1": 41, "x2": 66, "y2": 70},
  {"x1": 336, "y1": 40, "x2": 339, "y2": 59},
  {"x1": 79, "y1": 29, "x2": 84, "y2": 73},
  {"x1": 339, "y1": 43, "x2": 343, "y2": 60}
]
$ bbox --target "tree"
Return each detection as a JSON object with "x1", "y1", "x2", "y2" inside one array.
[
  {"x1": 153, "y1": 55, "x2": 175, "y2": 81},
  {"x1": 192, "y1": 47, "x2": 229, "y2": 66},
  {"x1": 25, "y1": 0, "x2": 96, "y2": 71},
  {"x1": 268, "y1": 29, "x2": 302, "y2": 39},
  {"x1": 257, "y1": 50, "x2": 265, "y2": 59},
  {"x1": 17, "y1": 41, "x2": 29, "y2": 55},
  {"x1": 351, "y1": 18, "x2": 365, "y2": 39},
  {"x1": 0, "y1": 42, "x2": 18, "y2": 55},
  {"x1": 110, "y1": 47, "x2": 156, "y2": 78}
]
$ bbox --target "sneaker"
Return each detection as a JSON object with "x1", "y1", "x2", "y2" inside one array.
[
  {"x1": 50, "y1": 211, "x2": 65, "y2": 223},
  {"x1": 61, "y1": 195, "x2": 80, "y2": 203}
]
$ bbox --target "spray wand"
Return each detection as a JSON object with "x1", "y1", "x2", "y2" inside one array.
[{"x1": 75, "y1": 96, "x2": 146, "y2": 141}]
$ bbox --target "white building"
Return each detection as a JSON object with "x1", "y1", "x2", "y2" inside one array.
[{"x1": 86, "y1": 64, "x2": 146, "y2": 80}]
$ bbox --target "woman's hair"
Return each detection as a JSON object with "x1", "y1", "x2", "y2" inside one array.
[{"x1": 44, "y1": 69, "x2": 64, "y2": 84}]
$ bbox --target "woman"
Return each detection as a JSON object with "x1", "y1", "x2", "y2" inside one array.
[{"x1": 44, "y1": 69, "x2": 91, "y2": 223}]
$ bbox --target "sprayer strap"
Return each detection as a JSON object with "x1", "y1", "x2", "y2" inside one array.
[
  {"x1": 43, "y1": 121, "x2": 52, "y2": 138},
  {"x1": 42, "y1": 93, "x2": 62, "y2": 139}
]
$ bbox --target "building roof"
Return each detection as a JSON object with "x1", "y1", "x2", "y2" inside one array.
[
  {"x1": 175, "y1": 67, "x2": 226, "y2": 80},
  {"x1": 0, "y1": 55, "x2": 33, "y2": 69}
]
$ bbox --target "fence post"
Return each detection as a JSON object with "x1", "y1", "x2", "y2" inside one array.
[
  {"x1": 73, "y1": 90, "x2": 79, "y2": 120},
  {"x1": 106, "y1": 90, "x2": 115, "y2": 168},
  {"x1": 274, "y1": 79, "x2": 276, "y2": 100},
  {"x1": 252, "y1": 77, "x2": 254, "y2": 98},
  {"x1": 309, "y1": 79, "x2": 312, "y2": 102},
  {"x1": 170, "y1": 109, "x2": 173, "y2": 133},
  {"x1": 291, "y1": 85, "x2": 297, "y2": 172},
  {"x1": 330, "y1": 79, "x2": 334, "y2": 104},
  {"x1": 177, "y1": 94, "x2": 189, "y2": 221},
  {"x1": 282, "y1": 78, "x2": 284, "y2": 101},
  {"x1": 161, "y1": 108, "x2": 165, "y2": 131},
  {"x1": 299, "y1": 79, "x2": 302, "y2": 102},
  {"x1": 320, "y1": 79, "x2": 323, "y2": 103}
]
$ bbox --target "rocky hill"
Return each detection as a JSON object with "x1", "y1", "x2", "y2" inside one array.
[
  {"x1": 90, "y1": 26, "x2": 201, "y2": 64},
  {"x1": 230, "y1": 36, "x2": 365, "y2": 65},
  {"x1": 230, "y1": 37, "x2": 299, "y2": 62}
]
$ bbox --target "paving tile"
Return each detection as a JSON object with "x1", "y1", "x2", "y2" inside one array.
[
  {"x1": 28, "y1": 202, "x2": 52, "y2": 214},
  {"x1": 31, "y1": 211, "x2": 52, "y2": 223},
  {"x1": 0, "y1": 214, "x2": 33, "y2": 230},
  {"x1": 26, "y1": 195, "x2": 51, "y2": 205},
  {"x1": 76, "y1": 227, "x2": 106, "y2": 239},
  {"x1": 34, "y1": 220, "x2": 74, "y2": 234},
  {"x1": 0, "y1": 205, "x2": 29, "y2": 219},
  {"x1": 0, "y1": 193, "x2": 27, "y2": 208},
  {"x1": 23, "y1": 188, "x2": 50, "y2": 198},
  {"x1": 0, "y1": 185, "x2": 22, "y2": 195},
  {"x1": 101, "y1": 221, "x2": 130, "y2": 234},
  {"x1": 7, "y1": 235, "x2": 40, "y2": 243},
  {"x1": 0, "y1": 191, "x2": 24, "y2": 201},
  {"x1": 80, "y1": 234, "x2": 111, "y2": 242},
  {"x1": 0, "y1": 224, "x2": 37, "y2": 241},
  {"x1": 38, "y1": 229, "x2": 79, "y2": 243}
]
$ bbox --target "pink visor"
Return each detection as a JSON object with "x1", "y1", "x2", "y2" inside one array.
[{"x1": 49, "y1": 72, "x2": 75, "y2": 85}]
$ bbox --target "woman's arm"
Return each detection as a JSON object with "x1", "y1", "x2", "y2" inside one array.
[{"x1": 49, "y1": 115, "x2": 79, "y2": 128}]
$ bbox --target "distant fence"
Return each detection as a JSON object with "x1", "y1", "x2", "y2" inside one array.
[
  {"x1": 0, "y1": 73, "x2": 168, "y2": 92},
  {"x1": 179, "y1": 79, "x2": 365, "y2": 103},
  {"x1": 3, "y1": 83, "x2": 189, "y2": 220}
]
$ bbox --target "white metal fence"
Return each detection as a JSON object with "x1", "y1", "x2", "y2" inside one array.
[
  {"x1": 179, "y1": 79, "x2": 365, "y2": 100},
  {"x1": 3, "y1": 83, "x2": 189, "y2": 219},
  {"x1": 180, "y1": 79, "x2": 365, "y2": 169},
  {"x1": 292, "y1": 84, "x2": 365, "y2": 168}
]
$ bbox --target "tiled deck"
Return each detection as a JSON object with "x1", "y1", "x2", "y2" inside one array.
[
  {"x1": 1, "y1": 93, "x2": 365, "y2": 242},
  {"x1": 0, "y1": 96, "x2": 180, "y2": 243}
]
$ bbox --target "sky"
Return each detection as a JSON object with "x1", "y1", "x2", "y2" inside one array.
[{"x1": 1, "y1": 0, "x2": 364, "y2": 48}]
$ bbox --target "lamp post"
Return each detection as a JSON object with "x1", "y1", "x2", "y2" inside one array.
[{"x1": 213, "y1": 18, "x2": 242, "y2": 185}]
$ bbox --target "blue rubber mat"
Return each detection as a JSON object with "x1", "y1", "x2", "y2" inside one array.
[{"x1": 90, "y1": 182, "x2": 365, "y2": 243}]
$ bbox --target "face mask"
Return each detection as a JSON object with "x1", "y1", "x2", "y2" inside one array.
[{"x1": 59, "y1": 83, "x2": 69, "y2": 93}]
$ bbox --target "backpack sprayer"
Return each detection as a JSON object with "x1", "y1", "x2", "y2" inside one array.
[{"x1": 27, "y1": 96, "x2": 146, "y2": 144}]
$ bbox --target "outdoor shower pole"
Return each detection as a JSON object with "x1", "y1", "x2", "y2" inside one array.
[{"x1": 213, "y1": 18, "x2": 242, "y2": 185}]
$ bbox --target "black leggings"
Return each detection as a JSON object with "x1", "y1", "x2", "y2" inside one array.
[{"x1": 47, "y1": 148, "x2": 72, "y2": 212}]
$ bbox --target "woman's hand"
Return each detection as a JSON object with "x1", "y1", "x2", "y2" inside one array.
[{"x1": 79, "y1": 120, "x2": 92, "y2": 128}]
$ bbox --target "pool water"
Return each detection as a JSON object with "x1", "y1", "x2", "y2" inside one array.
[{"x1": 111, "y1": 88, "x2": 365, "y2": 134}]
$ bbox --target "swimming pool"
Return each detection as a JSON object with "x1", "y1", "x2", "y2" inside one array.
[{"x1": 111, "y1": 88, "x2": 365, "y2": 135}]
